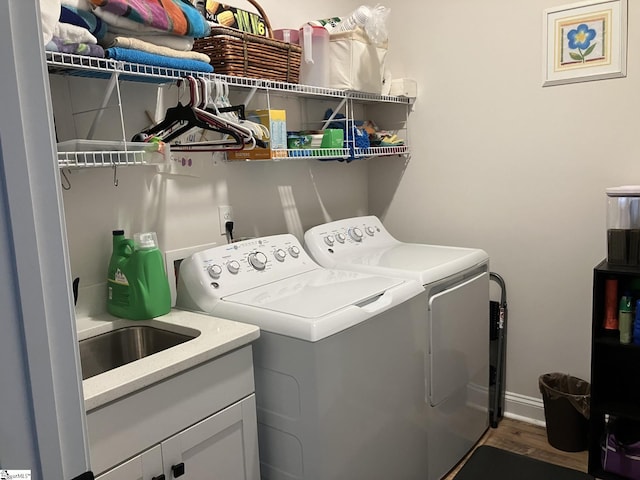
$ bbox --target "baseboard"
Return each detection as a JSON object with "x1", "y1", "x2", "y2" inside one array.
[{"x1": 503, "y1": 391, "x2": 546, "y2": 426}]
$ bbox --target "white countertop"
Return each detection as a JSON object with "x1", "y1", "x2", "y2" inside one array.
[{"x1": 77, "y1": 309, "x2": 260, "y2": 412}]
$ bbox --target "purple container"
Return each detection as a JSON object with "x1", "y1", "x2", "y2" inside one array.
[{"x1": 602, "y1": 432, "x2": 640, "y2": 479}]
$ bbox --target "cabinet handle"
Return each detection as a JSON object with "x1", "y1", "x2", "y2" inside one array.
[
  {"x1": 171, "y1": 463, "x2": 185, "y2": 478},
  {"x1": 151, "y1": 475, "x2": 165, "y2": 480}
]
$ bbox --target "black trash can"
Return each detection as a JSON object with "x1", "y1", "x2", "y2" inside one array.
[{"x1": 538, "y1": 373, "x2": 591, "y2": 452}]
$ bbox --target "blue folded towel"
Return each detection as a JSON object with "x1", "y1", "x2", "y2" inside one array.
[
  {"x1": 105, "y1": 47, "x2": 213, "y2": 73},
  {"x1": 60, "y1": 6, "x2": 107, "y2": 39}
]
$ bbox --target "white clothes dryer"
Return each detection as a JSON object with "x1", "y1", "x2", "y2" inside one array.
[
  {"x1": 176, "y1": 234, "x2": 429, "y2": 480},
  {"x1": 304, "y1": 216, "x2": 490, "y2": 480}
]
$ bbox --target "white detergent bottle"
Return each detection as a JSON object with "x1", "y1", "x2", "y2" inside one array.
[{"x1": 333, "y1": 5, "x2": 372, "y2": 32}]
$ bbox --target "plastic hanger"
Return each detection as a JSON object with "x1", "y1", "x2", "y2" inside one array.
[
  {"x1": 169, "y1": 77, "x2": 252, "y2": 152},
  {"x1": 138, "y1": 76, "x2": 246, "y2": 150}
]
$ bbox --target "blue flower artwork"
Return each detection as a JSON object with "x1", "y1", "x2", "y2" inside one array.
[
  {"x1": 560, "y1": 16, "x2": 607, "y2": 66},
  {"x1": 567, "y1": 23, "x2": 597, "y2": 61}
]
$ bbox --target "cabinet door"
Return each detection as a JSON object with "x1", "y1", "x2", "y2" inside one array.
[
  {"x1": 161, "y1": 394, "x2": 259, "y2": 480},
  {"x1": 96, "y1": 445, "x2": 163, "y2": 480}
]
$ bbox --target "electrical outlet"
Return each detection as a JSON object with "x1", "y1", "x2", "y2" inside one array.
[{"x1": 218, "y1": 205, "x2": 233, "y2": 235}]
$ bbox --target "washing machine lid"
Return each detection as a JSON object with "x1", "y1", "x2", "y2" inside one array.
[
  {"x1": 340, "y1": 243, "x2": 488, "y2": 285},
  {"x1": 224, "y1": 269, "x2": 403, "y2": 319}
]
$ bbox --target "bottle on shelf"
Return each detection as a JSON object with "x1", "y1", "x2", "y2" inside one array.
[
  {"x1": 332, "y1": 5, "x2": 373, "y2": 33},
  {"x1": 619, "y1": 294, "x2": 633, "y2": 344},
  {"x1": 604, "y1": 278, "x2": 619, "y2": 330},
  {"x1": 634, "y1": 300, "x2": 640, "y2": 345}
]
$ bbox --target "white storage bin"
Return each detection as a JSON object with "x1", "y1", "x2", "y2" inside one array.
[{"x1": 329, "y1": 27, "x2": 387, "y2": 94}]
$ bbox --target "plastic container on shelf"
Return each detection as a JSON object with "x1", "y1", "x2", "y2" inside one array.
[
  {"x1": 619, "y1": 294, "x2": 633, "y2": 344},
  {"x1": 603, "y1": 278, "x2": 619, "y2": 330},
  {"x1": 635, "y1": 300, "x2": 640, "y2": 345},
  {"x1": 332, "y1": 5, "x2": 373, "y2": 33},
  {"x1": 606, "y1": 186, "x2": 640, "y2": 265},
  {"x1": 299, "y1": 24, "x2": 330, "y2": 87},
  {"x1": 273, "y1": 28, "x2": 299, "y2": 44}
]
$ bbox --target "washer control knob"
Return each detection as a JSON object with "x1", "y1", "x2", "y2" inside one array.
[
  {"x1": 288, "y1": 246, "x2": 300, "y2": 258},
  {"x1": 336, "y1": 233, "x2": 346, "y2": 243},
  {"x1": 274, "y1": 249, "x2": 287, "y2": 262},
  {"x1": 207, "y1": 264, "x2": 223, "y2": 279},
  {"x1": 365, "y1": 226, "x2": 376, "y2": 236},
  {"x1": 349, "y1": 227, "x2": 364, "y2": 242},
  {"x1": 227, "y1": 260, "x2": 240, "y2": 274},
  {"x1": 324, "y1": 235, "x2": 335, "y2": 246},
  {"x1": 248, "y1": 252, "x2": 268, "y2": 270}
]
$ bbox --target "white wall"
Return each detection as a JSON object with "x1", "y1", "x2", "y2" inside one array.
[
  {"x1": 56, "y1": 0, "x2": 630, "y2": 411},
  {"x1": 372, "y1": 0, "x2": 640, "y2": 402}
]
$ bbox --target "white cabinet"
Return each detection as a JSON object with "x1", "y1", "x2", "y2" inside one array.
[
  {"x1": 88, "y1": 345, "x2": 259, "y2": 480},
  {"x1": 161, "y1": 395, "x2": 258, "y2": 480},
  {"x1": 96, "y1": 395, "x2": 258, "y2": 480},
  {"x1": 95, "y1": 445, "x2": 162, "y2": 480}
]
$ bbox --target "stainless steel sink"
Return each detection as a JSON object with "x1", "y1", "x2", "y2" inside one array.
[{"x1": 79, "y1": 326, "x2": 198, "y2": 380}]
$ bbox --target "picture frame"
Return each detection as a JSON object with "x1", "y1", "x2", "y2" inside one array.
[{"x1": 543, "y1": 0, "x2": 627, "y2": 86}]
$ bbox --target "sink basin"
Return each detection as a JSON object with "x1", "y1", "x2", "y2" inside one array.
[{"x1": 79, "y1": 326, "x2": 198, "y2": 380}]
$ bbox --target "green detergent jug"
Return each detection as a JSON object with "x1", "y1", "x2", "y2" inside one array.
[{"x1": 107, "y1": 230, "x2": 171, "y2": 320}]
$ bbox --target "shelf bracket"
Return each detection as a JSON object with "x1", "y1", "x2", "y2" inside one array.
[
  {"x1": 242, "y1": 87, "x2": 258, "y2": 109},
  {"x1": 322, "y1": 97, "x2": 348, "y2": 130},
  {"x1": 86, "y1": 69, "x2": 127, "y2": 145}
]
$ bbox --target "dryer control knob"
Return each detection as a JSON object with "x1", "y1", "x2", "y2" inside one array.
[
  {"x1": 349, "y1": 227, "x2": 364, "y2": 242},
  {"x1": 227, "y1": 260, "x2": 240, "y2": 274},
  {"x1": 336, "y1": 233, "x2": 346, "y2": 243},
  {"x1": 274, "y1": 249, "x2": 287, "y2": 262},
  {"x1": 365, "y1": 226, "x2": 375, "y2": 236},
  {"x1": 324, "y1": 235, "x2": 335, "y2": 246},
  {"x1": 288, "y1": 246, "x2": 300, "y2": 258},
  {"x1": 207, "y1": 264, "x2": 223, "y2": 279},
  {"x1": 248, "y1": 252, "x2": 268, "y2": 270}
]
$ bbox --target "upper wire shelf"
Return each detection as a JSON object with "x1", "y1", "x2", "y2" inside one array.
[{"x1": 45, "y1": 51, "x2": 414, "y2": 104}]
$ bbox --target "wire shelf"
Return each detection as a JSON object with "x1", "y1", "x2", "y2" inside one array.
[
  {"x1": 226, "y1": 146, "x2": 408, "y2": 162},
  {"x1": 48, "y1": 52, "x2": 412, "y2": 167},
  {"x1": 57, "y1": 150, "x2": 149, "y2": 168},
  {"x1": 56, "y1": 140, "x2": 169, "y2": 168},
  {"x1": 45, "y1": 51, "x2": 414, "y2": 104}
]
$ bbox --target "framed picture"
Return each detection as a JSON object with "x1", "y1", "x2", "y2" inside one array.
[{"x1": 543, "y1": 0, "x2": 627, "y2": 86}]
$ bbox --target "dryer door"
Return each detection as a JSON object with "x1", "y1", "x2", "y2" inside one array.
[{"x1": 429, "y1": 271, "x2": 489, "y2": 406}]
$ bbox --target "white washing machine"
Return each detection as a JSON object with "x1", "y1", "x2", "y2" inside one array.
[
  {"x1": 176, "y1": 234, "x2": 430, "y2": 480},
  {"x1": 304, "y1": 216, "x2": 490, "y2": 480}
]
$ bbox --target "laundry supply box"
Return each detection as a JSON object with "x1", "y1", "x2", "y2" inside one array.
[
  {"x1": 227, "y1": 109, "x2": 287, "y2": 161},
  {"x1": 201, "y1": 1, "x2": 267, "y2": 36},
  {"x1": 329, "y1": 27, "x2": 387, "y2": 94}
]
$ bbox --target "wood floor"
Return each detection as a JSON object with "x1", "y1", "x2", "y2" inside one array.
[{"x1": 444, "y1": 417, "x2": 589, "y2": 479}]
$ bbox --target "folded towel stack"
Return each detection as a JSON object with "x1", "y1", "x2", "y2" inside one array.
[
  {"x1": 60, "y1": 5, "x2": 107, "y2": 40},
  {"x1": 42, "y1": 0, "x2": 106, "y2": 58},
  {"x1": 90, "y1": 0, "x2": 213, "y2": 71},
  {"x1": 89, "y1": 0, "x2": 210, "y2": 38},
  {"x1": 41, "y1": 0, "x2": 214, "y2": 70}
]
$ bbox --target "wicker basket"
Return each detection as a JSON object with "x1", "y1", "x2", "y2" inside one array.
[{"x1": 193, "y1": 0, "x2": 302, "y2": 83}]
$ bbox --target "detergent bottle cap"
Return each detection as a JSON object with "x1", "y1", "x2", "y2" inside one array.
[
  {"x1": 134, "y1": 231, "x2": 158, "y2": 250},
  {"x1": 620, "y1": 294, "x2": 633, "y2": 312}
]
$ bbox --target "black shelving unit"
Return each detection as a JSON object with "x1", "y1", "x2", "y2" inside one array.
[{"x1": 589, "y1": 260, "x2": 640, "y2": 479}]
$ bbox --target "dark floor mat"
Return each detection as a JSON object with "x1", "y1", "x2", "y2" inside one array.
[{"x1": 453, "y1": 446, "x2": 593, "y2": 480}]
